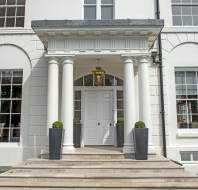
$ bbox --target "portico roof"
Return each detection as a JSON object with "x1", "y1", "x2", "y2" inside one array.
[{"x1": 32, "y1": 19, "x2": 164, "y2": 51}]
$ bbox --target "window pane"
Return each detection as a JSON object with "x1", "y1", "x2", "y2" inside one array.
[
  {"x1": 84, "y1": 74, "x2": 93, "y2": 86},
  {"x1": 17, "y1": 0, "x2": 25, "y2": 5},
  {"x1": 0, "y1": 128, "x2": 9, "y2": 142},
  {"x1": 74, "y1": 111, "x2": 81, "y2": 119},
  {"x1": 101, "y1": 0, "x2": 113, "y2": 4},
  {"x1": 192, "y1": 6, "x2": 198, "y2": 14},
  {"x1": 193, "y1": 152, "x2": 198, "y2": 161},
  {"x1": 176, "y1": 85, "x2": 186, "y2": 98},
  {"x1": 177, "y1": 115, "x2": 188, "y2": 128},
  {"x1": 6, "y1": 7, "x2": 16, "y2": 16},
  {"x1": 117, "y1": 111, "x2": 123, "y2": 117},
  {"x1": 187, "y1": 100, "x2": 198, "y2": 114},
  {"x1": 13, "y1": 77, "x2": 22, "y2": 84},
  {"x1": 0, "y1": 18, "x2": 4, "y2": 27},
  {"x1": 16, "y1": 7, "x2": 25, "y2": 16},
  {"x1": 172, "y1": 5, "x2": 182, "y2": 14},
  {"x1": 117, "y1": 101, "x2": 123, "y2": 109},
  {"x1": 84, "y1": 6, "x2": 96, "y2": 20},
  {"x1": 187, "y1": 85, "x2": 197, "y2": 98},
  {"x1": 190, "y1": 115, "x2": 198, "y2": 128},
  {"x1": 7, "y1": 0, "x2": 16, "y2": 5},
  {"x1": 117, "y1": 91, "x2": 123, "y2": 99},
  {"x1": 193, "y1": 16, "x2": 198, "y2": 25},
  {"x1": 0, "y1": 0, "x2": 6, "y2": 5},
  {"x1": 172, "y1": 0, "x2": 181, "y2": 3},
  {"x1": 6, "y1": 17, "x2": 15, "y2": 27},
  {"x1": 1, "y1": 86, "x2": 11, "y2": 98},
  {"x1": 11, "y1": 114, "x2": 20, "y2": 127},
  {"x1": 182, "y1": 5, "x2": 191, "y2": 15},
  {"x1": 12, "y1": 86, "x2": 22, "y2": 98},
  {"x1": 0, "y1": 100, "x2": 11, "y2": 113},
  {"x1": 85, "y1": 0, "x2": 96, "y2": 4},
  {"x1": 182, "y1": 16, "x2": 193, "y2": 25},
  {"x1": 12, "y1": 100, "x2": 21, "y2": 113},
  {"x1": 74, "y1": 101, "x2": 81, "y2": 110},
  {"x1": 115, "y1": 77, "x2": 123, "y2": 86},
  {"x1": 15, "y1": 17, "x2": 24, "y2": 27},
  {"x1": 181, "y1": 152, "x2": 191, "y2": 161},
  {"x1": 101, "y1": 6, "x2": 113, "y2": 19},
  {"x1": 105, "y1": 74, "x2": 114, "y2": 86},
  {"x1": 75, "y1": 91, "x2": 81, "y2": 100},
  {"x1": 177, "y1": 100, "x2": 187, "y2": 114},
  {"x1": 186, "y1": 72, "x2": 196, "y2": 84},
  {"x1": 13, "y1": 71, "x2": 22, "y2": 77},
  {"x1": 182, "y1": 0, "x2": 191, "y2": 3},
  {"x1": 2, "y1": 71, "x2": 12, "y2": 84},
  {"x1": 74, "y1": 77, "x2": 83, "y2": 86},
  {"x1": 0, "y1": 114, "x2": 10, "y2": 127},
  {"x1": 173, "y1": 16, "x2": 182, "y2": 25},
  {"x1": 0, "y1": 7, "x2": 6, "y2": 17}
]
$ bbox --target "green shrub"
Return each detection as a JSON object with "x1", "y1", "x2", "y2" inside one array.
[
  {"x1": 74, "y1": 117, "x2": 81, "y2": 124},
  {"x1": 52, "y1": 121, "x2": 63, "y2": 128},
  {"x1": 117, "y1": 117, "x2": 124, "y2": 124},
  {"x1": 135, "y1": 121, "x2": 145, "y2": 128}
]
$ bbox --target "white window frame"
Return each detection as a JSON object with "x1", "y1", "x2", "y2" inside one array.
[
  {"x1": 84, "y1": 0, "x2": 114, "y2": 20},
  {"x1": 0, "y1": 70, "x2": 23, "y2": 143},
  {"x1": 0, "y1": 0, "x2": 26, "y2": 28},
  {"x1": 172, "y1": 0, "x2": 198, "y2": 26},
  {"x1": 175, "y1": 69, "x2": 198, "y2": 129}
]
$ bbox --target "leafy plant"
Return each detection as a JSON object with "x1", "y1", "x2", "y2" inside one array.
[
  {"x1": 52, "y1": 121, "x2": 63, "y2": 129},
  {"x1": 117, "y1": 117, "x2": 124, "y2": 124},
  {"x1": 74, "y1": 117, "x2": 81, "y2": 124},
  {"x1": 135, "y1": 121, "x2": 145, "y2": 128}
]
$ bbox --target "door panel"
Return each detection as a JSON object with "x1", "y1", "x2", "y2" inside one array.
[{"x1": 84, "y1": 90, "x2": 114, "y2": 145}]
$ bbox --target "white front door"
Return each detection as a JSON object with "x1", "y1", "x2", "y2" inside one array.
[{"x1": 84, "y1": 90, "x2": 114, "y2": 145}]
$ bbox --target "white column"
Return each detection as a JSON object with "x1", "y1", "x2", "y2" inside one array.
[
  {"x1": 138, "y1": 58, "x2": 153, "y2": 150},
  {"x1": 122, "y1": 56, "x2": 136, "y2": 153},
  {"x1": 47, "y1": 57, "x2": 59, "y2": 131},
  {"x1": 62, "y1": 56, "x2": 75, "y2": 153}
]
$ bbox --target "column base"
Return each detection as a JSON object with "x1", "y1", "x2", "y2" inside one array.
[
  {"x1": 62, "y1": 145, "x2": 75, "y2": 153},
  {"x1": 123, "y1": 144, "x2": 135, "y2": 154}
]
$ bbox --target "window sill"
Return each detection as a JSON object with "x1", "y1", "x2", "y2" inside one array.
[
  {"x1": 163, "y1": 26, "x2": 198, "y2": 33},
  {"x1": 0, "y1": 28, "x2": 34, "y2": 34},
  {"x1": 177, "y1": 129, "x2": 198, "y2": 138},
  {"x1": 0, "y1": 143, "x2": 20, "y2": 147}
]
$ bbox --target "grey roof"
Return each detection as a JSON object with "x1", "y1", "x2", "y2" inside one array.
[{"x1": 31, "y1": 19, "x2": 164, "y2": 29}]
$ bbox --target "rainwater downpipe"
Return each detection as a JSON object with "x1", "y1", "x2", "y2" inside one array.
[{"x1": 155, "y1": 0, "x2": 167, "y2": 158}]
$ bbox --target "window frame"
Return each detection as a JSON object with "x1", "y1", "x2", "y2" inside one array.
[
  {"x1": 0, "y1": 0, "x2": 26, "y2": 28},
  {"x1": 0, "y1": 70, "x2": 23, "y2": 143},
  {"x1": 84, "y1": 0, "x2": 114, "y2": 20},
  {"x1": 172, "y1": 0, "x2": 198, "y2": 26},
  {"x1": 175, "y1": 70, "x2": 198, "y2": 129}
]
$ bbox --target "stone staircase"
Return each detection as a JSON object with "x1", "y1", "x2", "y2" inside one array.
[{"x1": 0, "y1": 149, "x2": 198, "y2": 189}]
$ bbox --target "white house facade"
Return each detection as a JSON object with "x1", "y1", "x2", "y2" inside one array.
[{"x1": 0, "y1": 0, "x2": 198, "y2": 172}]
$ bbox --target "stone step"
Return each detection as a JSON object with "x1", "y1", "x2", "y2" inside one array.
[
  {"x1": 3, "y1": 167, "x2": 186, "y2": 175},
  {"x1": 41, "y1": 153, "x2": 162, "y2": 160},
  {"x1": 0, "y1": 177, "x2": 198, "y2": 188},
  {"x1": 1, "y1": 168, "x2": 192, "y2": 178}
]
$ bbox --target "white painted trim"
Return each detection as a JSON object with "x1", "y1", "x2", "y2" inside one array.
[
  {"x1": 177, "y1": 130, "x2": 198, "y2": 138},
  {"x1": 0, "y1": 29, "x2": 35, "y2": 35},
  {"x1": 163, "y1": 27, "x2": 198, "y2": 33}
]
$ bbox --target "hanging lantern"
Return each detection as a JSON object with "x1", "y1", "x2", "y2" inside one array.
[{"x1": 92, "y1": 67, "x2": 106, "y2": 86}]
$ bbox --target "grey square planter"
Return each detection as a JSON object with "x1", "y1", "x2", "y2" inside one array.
[
  {"x1": 133, "y1": 128, "x2": 148, "y2": 160},
  {"x1": 116, "y1": 123, "x2": 124, "y2": 147},
  {"x1": 73, "y1": 123, "x2": 81, "y2": 148},
  {"x1": 49, "y1": 128, "x2": 63, "y2": 160}
]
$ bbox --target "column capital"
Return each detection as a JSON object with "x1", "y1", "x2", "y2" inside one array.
[
  {"x1": 121, "y1": 55, "x2": 134, "y2": 64},
  {"x1": 48, "y1": 57, "x2": 59, "y2": 65},
  {"x1": 139, "y1": 56, "x2": 150, "y2": 64},
  {"x1": 62, "y1": 55, "x2": 75, "y2": 65}
]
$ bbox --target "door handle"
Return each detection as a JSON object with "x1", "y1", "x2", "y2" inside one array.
[
  {"x1": 98, "y1": 122, "x2": 100, "y2": 126},
  {"x1": 109, "y1": 123, "x2": 112, "y2": 127}
]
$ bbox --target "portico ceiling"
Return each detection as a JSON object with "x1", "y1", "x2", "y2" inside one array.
[{"x1": 32, "y1": 19, "x2": 164, "y2": 53}]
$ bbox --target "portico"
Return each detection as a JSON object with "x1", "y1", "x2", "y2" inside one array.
[{"x1": 32, "y1": 19, "x2": 164, "y2": 153}]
